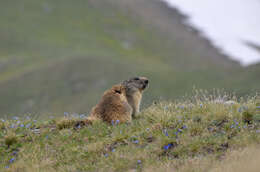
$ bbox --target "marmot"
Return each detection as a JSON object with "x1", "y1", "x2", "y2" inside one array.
[{"x1": 85, "y1": 77, "x2": 149, "y2": 124}]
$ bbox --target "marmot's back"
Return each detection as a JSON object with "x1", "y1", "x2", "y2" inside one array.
[{"x1": 89, "y1": 85, "x2": 132, "y2": 123}]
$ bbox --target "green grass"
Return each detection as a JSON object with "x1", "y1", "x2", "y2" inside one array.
[
  {"x1": 0, "y1": 0, "x2": 259, "y2": 116},
  {"x1": 1, "y1": 93, "x2": 260, "y2": 171}
]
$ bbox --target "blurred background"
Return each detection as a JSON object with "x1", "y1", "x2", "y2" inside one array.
[{"x1": 0, "y1": 0, "x2": 259, "y2": 116}]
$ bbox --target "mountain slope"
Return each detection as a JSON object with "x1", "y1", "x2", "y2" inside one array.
[{"x1": 0, "y1": 0, "x2": 259, "y2": 116}]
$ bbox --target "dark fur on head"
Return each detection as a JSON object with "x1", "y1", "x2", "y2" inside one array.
[{"x1": 121, "y1": 76, "x2": 149, "y2": 93}]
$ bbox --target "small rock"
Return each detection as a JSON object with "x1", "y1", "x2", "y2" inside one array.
[
  {"x1": 224, "y1": 100, "x2": 237, "y2": 105},
  {"x1": 32, "y1": 129, "x2": 40, "y2": 134}
]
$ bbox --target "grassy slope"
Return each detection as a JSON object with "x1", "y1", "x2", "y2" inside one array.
[
  {"x1": 1, "y1": 94, "x2": 260, "y2": 171},
  {"x1": 0, "y1": 0, "x2": 260, "y2": 116}
]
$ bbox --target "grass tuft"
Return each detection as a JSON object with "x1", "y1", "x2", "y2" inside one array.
[
  {"x1": 242, "y1": 111, "x2": 254, "y2": 124},
  {"x1": 4, "y1": 133, "x2": 18, "y2": 147},
  {"x1": 56, "y1": 118, "x2": 78, "y2": 130}
]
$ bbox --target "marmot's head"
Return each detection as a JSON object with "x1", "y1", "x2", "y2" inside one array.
[{"x1": 122, "y1": 77, "x2": 149, "y2": 94}]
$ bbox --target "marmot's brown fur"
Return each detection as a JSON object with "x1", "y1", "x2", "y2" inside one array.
[{"x1": 85, "y1": 77, "x2": 149, "y2": 124}]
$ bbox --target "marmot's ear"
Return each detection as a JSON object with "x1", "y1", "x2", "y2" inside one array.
[{"x1": 113, "y1": 85, "x2": 122, "y2": 94}]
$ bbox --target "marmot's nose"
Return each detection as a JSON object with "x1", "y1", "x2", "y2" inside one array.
[{"x1": 144, "y1": 79, "x2": 149, "y2": 84}]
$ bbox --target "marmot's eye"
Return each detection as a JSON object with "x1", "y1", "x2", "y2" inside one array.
[{"x1": 133, "y1": 77, "x2": 139, "y2": 80}]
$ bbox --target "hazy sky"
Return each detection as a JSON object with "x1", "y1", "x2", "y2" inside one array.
[{"x1": 163, "y1": 0, "x2": 260, "y2": 66}]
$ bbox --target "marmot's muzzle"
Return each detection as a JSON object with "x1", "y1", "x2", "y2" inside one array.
[{"x1": 142, "y1": 79, "x2": 149, "y2": 89}]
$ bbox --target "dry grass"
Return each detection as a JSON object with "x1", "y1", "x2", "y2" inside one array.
[{"x1": 211, "y1": 146, "x2": 260, "y2": 172}]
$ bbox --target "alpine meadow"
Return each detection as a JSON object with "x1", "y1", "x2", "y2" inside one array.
[{"x1": 0, "y1": 0, "x2": 260, "y2": 171}]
